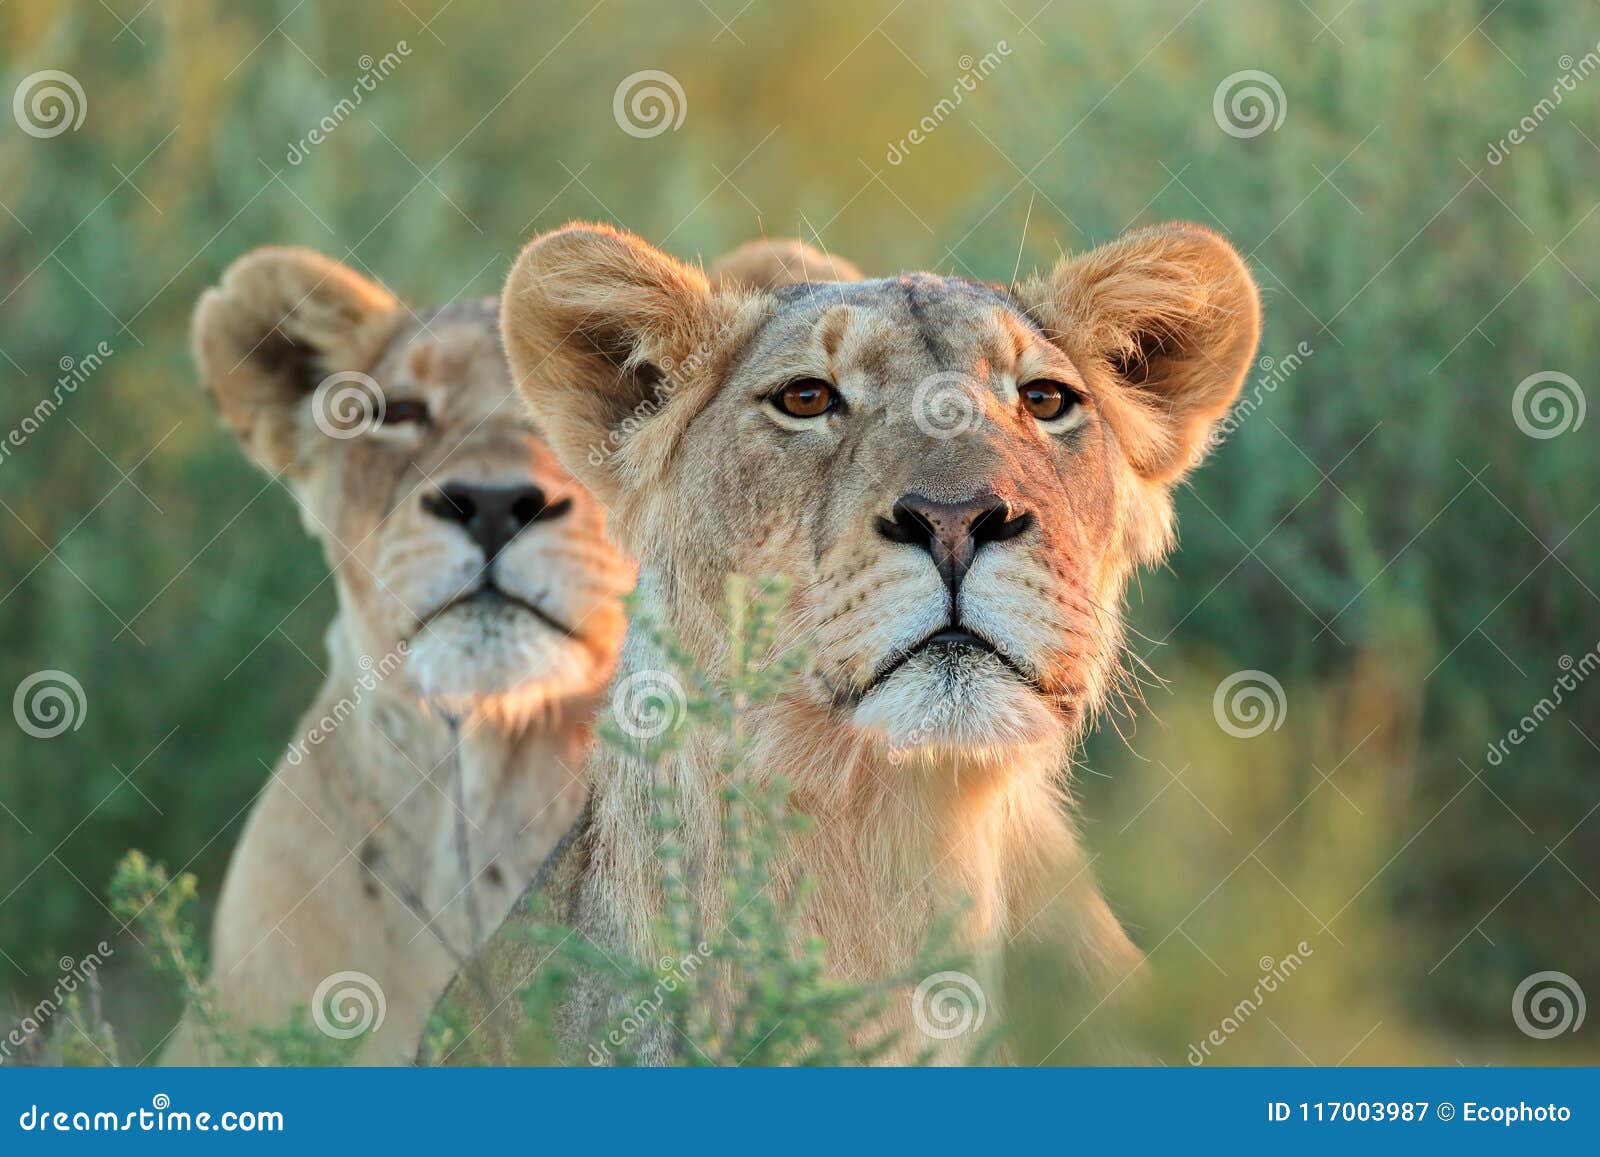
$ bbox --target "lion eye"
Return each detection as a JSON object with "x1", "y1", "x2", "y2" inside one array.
[
  {"x1": 1019, "y1": 380, "x2": 1079, "y2": 423},
  {"x1": 771, "y1": 378, "x2": 839, "y2": 419},
  {"x1": 381, "y1": 399, "x2": 431, "y2": 427}
]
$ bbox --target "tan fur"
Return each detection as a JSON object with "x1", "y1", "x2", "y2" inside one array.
[
  {"x1": 167, "y1": 247, "x2": 635, "y2": 1064},
  {"x1": 708, "y1": 238, "x2": 864, "y2": 291},
  {"x1": 439, "y1": 225, "x2": 1260, "y2": 1065}
]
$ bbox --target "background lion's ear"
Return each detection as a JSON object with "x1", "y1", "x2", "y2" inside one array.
[
  {"x1": 500, "y1": 223, "x2": 741, "y2": 508},
  {"x1": 709, "y1": 238, "x2": 864, "y2": 290},
  {"x1": 191, "y1": 247, "x2": 401, "y2": 473},
  {"x1": 1019, "y1": 223, "x2": 1261, "y2": 483}
]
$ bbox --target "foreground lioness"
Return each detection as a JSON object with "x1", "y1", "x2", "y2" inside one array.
[
  {"x1": 167, "y1": 248, "x2": 636, "y2": 1063},
  {"x1": 440, "y1": 221, "x2": 1260, "y2": 1064}
]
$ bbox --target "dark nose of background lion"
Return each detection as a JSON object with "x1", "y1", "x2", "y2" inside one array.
[
  {"x1": 876, "y1": 491, "x2": 1035, "y2": 594},
  {"x1": 422, "y1": 482, "x2": 572, "y2": 561}
]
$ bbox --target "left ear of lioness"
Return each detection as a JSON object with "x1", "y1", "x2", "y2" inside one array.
[
  {"x1": 192, "y1": 247, "x2": 402, "y2": 474},
  {"x1": 1018, "y1": 223, "x2": 1260, "y2": 482},
  {"x1": 499, "y1": 223, "x2": 753, "y2": 512}
]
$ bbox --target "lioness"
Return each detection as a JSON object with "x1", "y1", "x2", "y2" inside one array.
[
  {"x1": 440, "y1": 221, "x2": 1260, "y2": 1064},
  {"x1": 167, "y1": 247, "x2": 636, "y2": 1063}
]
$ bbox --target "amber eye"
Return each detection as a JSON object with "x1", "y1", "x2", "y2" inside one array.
[
  {"x1": 1019, "y1": 380, "x2": 1078, "y2": 422},
  {"x1": 381, "y1": 399, "x2": 431, "y2": 427},
  {"x1": 771, "y1": 378, "x2": 839, "y2": 419}
]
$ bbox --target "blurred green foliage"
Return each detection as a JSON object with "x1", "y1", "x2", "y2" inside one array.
[{"x1": 1, "y1": 0, "x2": 1595, "y2": 1063}]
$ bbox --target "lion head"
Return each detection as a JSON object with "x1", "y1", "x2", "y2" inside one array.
[
  {"x1": 192, "y1": 247, "x2": 634, "y2": 725},
  {"x1": 498, "y1": 223, "x2": 1258, "y2": 784}
]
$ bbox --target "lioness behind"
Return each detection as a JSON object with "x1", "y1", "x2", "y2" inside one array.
[{"x1": 166, "y1": 248, "x2": 634, "y2": 1063}]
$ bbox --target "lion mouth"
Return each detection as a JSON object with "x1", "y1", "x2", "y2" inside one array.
[
  {"x1": 856, "y1": 624, "x2": 1037, "y2": 700},
  {"x1": 413, "y1": 583, "x2": 577, "y2": 641}
]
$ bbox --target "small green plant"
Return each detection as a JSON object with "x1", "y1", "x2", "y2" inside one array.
[
  {"x1": 477, "y1": 575, "x2": 987, "y2": 1066},
  {"x1": 109, "y1": 851, "x2": 353, "y2": 1066},
  {"x1": 2, "y1": 978, "x2": 120, "y2": 1067}
]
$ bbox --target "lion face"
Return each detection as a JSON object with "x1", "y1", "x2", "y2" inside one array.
[
  {"x1": 193, "y1": 248, "x2": 632, "y2": 723},
  {"x1": 501, "y1": 225, "x2": 1257, "y2": 765},
  {"x1": 670, "y1": 277, "x2": 1129, "y2": 753}
]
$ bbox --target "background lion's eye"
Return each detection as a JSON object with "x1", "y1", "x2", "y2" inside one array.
[
  {"x1": 1019, "y1": 380, "x2": 1077, "y2": 422},
  {"x1": 771, "y1": 378, "x2": 838, "y2": 419},
  {"x1": 381, "y1": 399, "x2": 431, "y2": 427}
]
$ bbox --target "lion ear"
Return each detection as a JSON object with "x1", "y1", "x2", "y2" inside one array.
[
  {"x1": 500, "y1": 223, "x2": 741, "y2": 508},
  {"x1": 709, "y1": 238, "x2": 864, "y2": 290},
  {"x1": 192, "y1": 247, "x2": 401, "y2": 473},
  {"x1": 1019, "y1": 224, "x2": 1260, "y2": 482}
]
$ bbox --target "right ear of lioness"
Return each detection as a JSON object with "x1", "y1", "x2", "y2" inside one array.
[{"x1": 192, "y1": 247, "x2": 402, "y2": 474}]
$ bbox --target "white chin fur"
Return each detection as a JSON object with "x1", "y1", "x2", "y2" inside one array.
[
  {"x1": 852, "y1": 648, "x2": 1062, "y2": 756},
  {"x1": 402, "y1": 603, "x2": 593, "y2": 726}
]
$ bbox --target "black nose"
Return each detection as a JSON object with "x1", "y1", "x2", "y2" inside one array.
[
  {"x1": 876, "y1": 491, "x2": 1033, "y2": 592},
  {"x1": 422, "y1": 482, "x2": 571, "y2": 560}
]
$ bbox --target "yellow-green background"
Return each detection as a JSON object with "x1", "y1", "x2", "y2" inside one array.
[{"x1": 1, "y1": 0, "x2": 1596, "y2": 1063}]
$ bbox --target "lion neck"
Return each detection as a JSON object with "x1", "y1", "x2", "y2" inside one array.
[
  {"x1": 300, "y1": 615, "x2": 595, "y2": 946},
  {"x1": 588, "y1": 636, "x2": 1081, "y2": 986}
]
